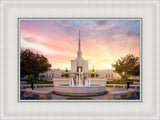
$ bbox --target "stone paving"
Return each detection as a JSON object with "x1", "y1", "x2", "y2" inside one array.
[{"x1": 23, "y1": 87, "x2": 139, "y2": 100}]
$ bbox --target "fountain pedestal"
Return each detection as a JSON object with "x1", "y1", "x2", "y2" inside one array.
[{"x1": 54, "y1": 85, "x2": 106, "y2": 96}]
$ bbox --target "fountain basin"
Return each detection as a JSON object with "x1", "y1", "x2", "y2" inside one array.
[{"x1": 54, "y1": 84, "x2": 106, "y2": 96}]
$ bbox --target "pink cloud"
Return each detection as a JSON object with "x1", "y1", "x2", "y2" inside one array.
[
  {"x1": 96, "y1": 23, "x2": 116, "y2": 30},
  {"x1": 23, "y1": 36, "x2": 41, "y2": 45},
  {"x1": 84, "y1": 23, "x2": 94, "y2": 30},
  {"x1": 20, "y1": 20, "x2": 140, "y2": 70},
  {"x1": 112, "y1": 34, "x2": 125, "y2": 39},
  {"x1": 21, "y1": 26, "x2": 78, "y2": 55}
]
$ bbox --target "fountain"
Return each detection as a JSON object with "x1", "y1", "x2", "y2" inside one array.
[
  {"x1": 54, "y1": 68, "x2": 106, "y2": 96},
  {"x1": 71, "y1": 79, "x2": 75, "y2": 86}
]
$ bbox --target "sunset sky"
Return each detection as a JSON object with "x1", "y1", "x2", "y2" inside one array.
[{"x1": 20, "y1": 19, "x2": 140, "y2": 70}]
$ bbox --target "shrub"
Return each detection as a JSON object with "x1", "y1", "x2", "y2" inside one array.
[
  {"x1": 96, "y1": 74, "x2": 99, "y2": 77},
  {"x1": 107, "y1": 79, "x2": 133, "y2": 84},
  {"x1": 65, "y1": 74, "x2": 69, "y2": 77},
  {"x1": 27, "y1": 80, "x2": 53, "y2": 84},
  {"x1": 91, "y1": 74, "x2": 95, "y2": 78},
  {"x1": 61, "y1": 73, "x2": 69, "y2": 78}
]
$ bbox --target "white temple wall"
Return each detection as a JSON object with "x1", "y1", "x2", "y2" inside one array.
[
  {"x1": 39, "y1": 70, "x2": 64, "y2": 80},
  {"x1": 71, "y1": 60, "x2": 77, "y2": 72},
  {"x1": 83, "y1": 60, "x2": 88, "y2": 72},
  {"x1": 93, "y1": 70, "x2": 120, "y2": 79},
  {"x1": 39, "y1": 69, "x2": 120, "y2": 80}
]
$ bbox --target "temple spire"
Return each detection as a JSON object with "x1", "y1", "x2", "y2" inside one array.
[
  {"x1": 77, "y1": 30, "x2": 82, "y2": 60},
  {"x1": 78, "y1": 30, "x2": 81, "y2": 51}
]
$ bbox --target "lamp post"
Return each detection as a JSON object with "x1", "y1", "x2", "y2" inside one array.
[{"x1": 122, "y1": 72, "x2": 130, "y2": 90}]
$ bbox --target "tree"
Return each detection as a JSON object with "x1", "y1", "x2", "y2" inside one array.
[
  {"x1": 62, "y1": 68, "x2": 69, "y2": 77},
  {"x1": 91, "y1": 66, "x2": 95, "y2": 77},
  {"x1": 28, "y1": 74, "x2": 34, "y2": 81},
  {"x1": 65, "y1": 68, "x2": 68, "y2": 72},
  {"x1": 92, "y1": 66, "x2": 95, "y2": 72},
  {"x1": 112, "y1": 54, "x2": 140, "y2": 79},
  {"x1": 132, "y1": 63, "x2": 140, "y2": 76},
  {"x1": 21, "y1": 49, "x2": 51, "y2": 80}
]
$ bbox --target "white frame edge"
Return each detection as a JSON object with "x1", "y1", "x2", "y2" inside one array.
[{"x1": 0, "y1": 0, "x2": 160, "y2": 120}]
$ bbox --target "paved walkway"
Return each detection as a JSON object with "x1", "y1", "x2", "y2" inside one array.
[
  {"x1": 23, "y1": 87, "x2": 138, "y2": 100},
  {"x1": 51, "y1": 87, "x2": 137, "y2": 100}
]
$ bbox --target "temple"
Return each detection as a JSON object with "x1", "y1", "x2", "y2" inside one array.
[
  {"x1": 39, "y1": 30, "x2": 121, "y2": 81},
  {"x1": 71, "y1": 30, "x2": 88, "y2": 73}
]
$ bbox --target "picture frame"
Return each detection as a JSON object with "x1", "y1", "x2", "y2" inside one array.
[
  {"x1": 18, "y1": 17, "x2": 142, "y2": 102},
  {"x1": 0, "y1": 0, "x2": 159, "y2": 119}
]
